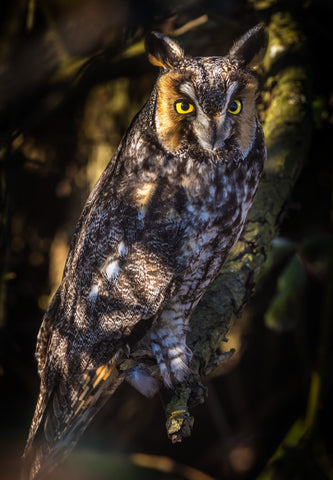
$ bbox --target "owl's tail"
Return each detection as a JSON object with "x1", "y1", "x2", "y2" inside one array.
[{"x1": 21, "y1": 360, "x2": 125, "y2": 480}]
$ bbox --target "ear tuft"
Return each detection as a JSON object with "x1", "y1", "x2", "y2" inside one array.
[
  {"x1": 145, "y1": 32, "x2": 184, "y2": 69},
  {"x1": 229, "y1": 24, "x2": 268, "y2": 68}
]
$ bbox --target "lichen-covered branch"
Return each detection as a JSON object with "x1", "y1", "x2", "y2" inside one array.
[{"x1": 165, "y1": 11, "x2": 312, "y2": 441}]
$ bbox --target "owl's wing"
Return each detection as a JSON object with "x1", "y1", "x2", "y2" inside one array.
[
  {"x1": 23, "y1": 154, "x2": 182, "y2": 479},
  {"x1": 23, "y1": 338, "x2": 125, "y2": 480}
]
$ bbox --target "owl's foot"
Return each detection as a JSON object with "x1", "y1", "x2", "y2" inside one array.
[{"x1": 152, "y1": 342, "x2": 193, "y2": 389}]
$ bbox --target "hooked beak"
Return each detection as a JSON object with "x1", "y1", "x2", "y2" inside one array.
[
  {"x1": 209, "y1": 118, "x2": 217, "y2": 150},
  {"x1": 193, "y1": 113, "x2": 227, "y2": 152}
]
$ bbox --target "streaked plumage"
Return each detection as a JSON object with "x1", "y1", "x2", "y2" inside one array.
[{"x1": 22, "y1": 25, "x2": 267, "y2": 480}]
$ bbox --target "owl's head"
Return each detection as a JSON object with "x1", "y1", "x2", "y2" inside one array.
[{"x1": 146, "y1": 25, "x2": 267, "y2": 157}]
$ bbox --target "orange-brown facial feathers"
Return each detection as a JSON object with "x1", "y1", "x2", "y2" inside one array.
[
  {"x1": 155, "y1": 73, "x2": 193, "y2": 152},
  {"x1": 221, "y1": 73, "x2": 259, "y2": 155},
  {"x1": 155, "y1": 69, "x2": 259, "y2": 155},
  {"x1": 236, "y1": 80, "x2": 258, "y2": 155}
]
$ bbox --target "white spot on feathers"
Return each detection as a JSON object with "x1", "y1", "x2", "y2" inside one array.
[
  {"x1": 167, "y1": 346, "x2": 184, "y2": 358},
  {"x1": 89, "y1": 284, "x2": 99, "y2": 303},
  {"x1": 106, "y1": 260, "x2": 120, "y2": 280},
  {"x1": 117, "y1": 241, "x2": 128, "y2": 257}
]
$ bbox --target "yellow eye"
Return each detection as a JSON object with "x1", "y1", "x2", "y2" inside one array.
[
  {"x1": 175, "y1": 101, "x2": 195, "y2": 115},
  {"x1": 227, "y1": 99, "x2": 242, "y2": 115}
]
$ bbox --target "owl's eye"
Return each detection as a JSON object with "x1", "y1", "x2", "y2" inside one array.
[
  {"x1": 175, "y1": 101, "x2": 195, "y2": 115},
  {"x1": 227, "y1": 99, "x2": 242, "y2": 115}
]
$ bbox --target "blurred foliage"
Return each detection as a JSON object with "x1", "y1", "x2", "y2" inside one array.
[
  {"x1": 265, "y1": 254, "x2": 307, "y2": 332},
  {"x1": 261, "y1": 234, "x2": 333, "y2": 332},
  {"x1": 1, "y1": 0, "x2": 333, "y2": 480}
]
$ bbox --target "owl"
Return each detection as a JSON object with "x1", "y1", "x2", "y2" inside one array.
[{"x1": 22, "y1": 25, "x2": 267, "y2": 480}]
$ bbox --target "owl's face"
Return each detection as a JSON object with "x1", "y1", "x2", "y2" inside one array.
[{"x1": 146, "y1": 28, "x2": 267, "y2": 157}]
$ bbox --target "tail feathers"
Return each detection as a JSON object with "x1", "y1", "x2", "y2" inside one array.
[
  {"x1": 22, "y1": 360, "x2": 125, "y2": 480},
  {"x1": 22, "y1": 408, "x2": 97, "y2": 480}
]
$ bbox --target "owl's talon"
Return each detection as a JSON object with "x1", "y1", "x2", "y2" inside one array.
[{"x1": 158, "y1": 351, "x2": 192, "y2": 389}]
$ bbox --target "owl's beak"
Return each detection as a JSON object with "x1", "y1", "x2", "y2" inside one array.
[
  {"x1": 209, "y1": 116, "x2": 226, "y2": 151},
  {"x1": 209, "y1": 118, "x2": 217, "y2": 150},
  {"x1": 193, "y1": 113, "x2": 225, "y2": 151}
]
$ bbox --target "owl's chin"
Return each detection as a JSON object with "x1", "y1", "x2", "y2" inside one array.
[
  {"x1": 194, "y1": 130, "x2": 226, "y2": 152},
  {"x1": 200, "y1": 141, "x2": 225, "y2": 152}
]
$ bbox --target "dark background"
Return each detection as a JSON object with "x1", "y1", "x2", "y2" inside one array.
[{"x1": 0, "y1": 1, "x2": 332, "y2": 479}]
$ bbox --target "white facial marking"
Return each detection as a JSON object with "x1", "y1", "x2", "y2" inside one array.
[
  {"x1": 193, "y1": 111, "x2": 211, "y2": 150},
  {"x1": 179, "y1": 82, "x2": 197, "y2": 103},
  {"x1": 224, "y1": 81, "x2": 239, "y2": 111},
  {"x1": 198, "y1": 81, "x2": 242, "y2": 151}
]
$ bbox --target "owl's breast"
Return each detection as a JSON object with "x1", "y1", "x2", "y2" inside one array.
[
  {"x1": 173, "y1": 152, "x2": 262, "y2": 269},
  {"x1": 180, "y1": 164, "x2": 238, "y2": 227}
]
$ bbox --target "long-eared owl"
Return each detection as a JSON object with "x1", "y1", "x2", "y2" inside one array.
[{"x1": 22, "y1": 25, "x2": 268, "y2": 480}]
